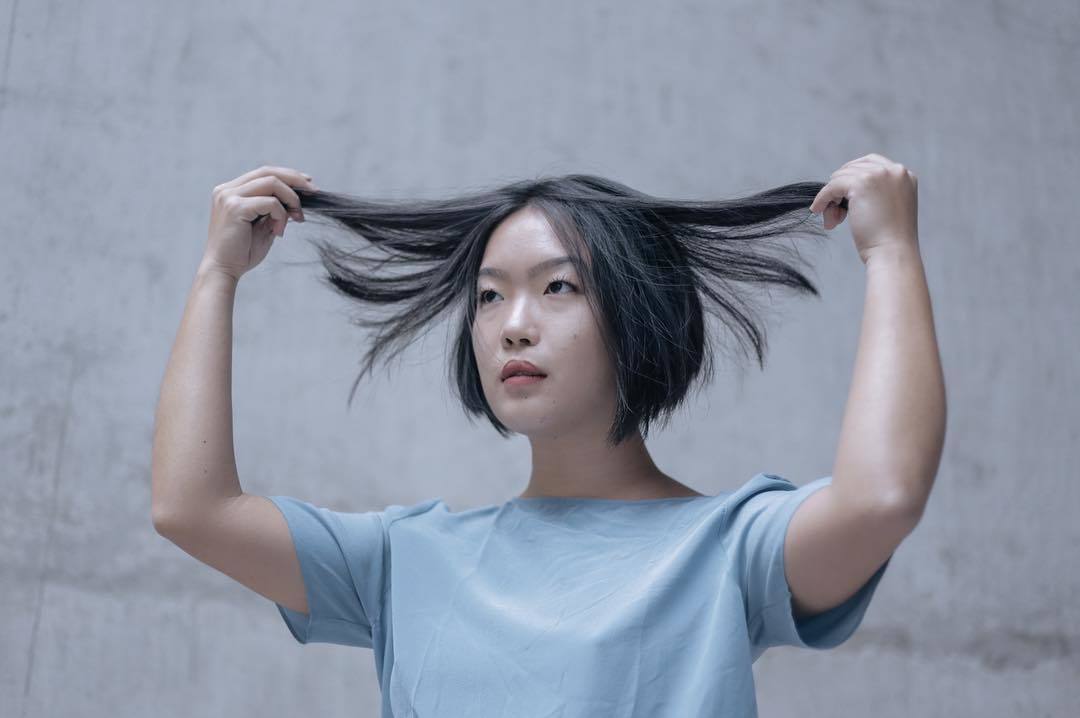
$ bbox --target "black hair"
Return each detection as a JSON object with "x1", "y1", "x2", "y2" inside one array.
[{"x1": 289, "y1": 174, "x2": 830, "y2": 447}]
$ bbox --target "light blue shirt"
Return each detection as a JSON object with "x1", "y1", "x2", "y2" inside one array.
[{"x1": 269, "y1": 472, "x2": 891, "y2": 716}]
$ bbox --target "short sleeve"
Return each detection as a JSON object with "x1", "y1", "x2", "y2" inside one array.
[
  {"x1": 266, "y1": 496, "x2": 387, "y2": 648},
  {"x1": 721, "y1": 474, "x2": 892, "y2": 656}
]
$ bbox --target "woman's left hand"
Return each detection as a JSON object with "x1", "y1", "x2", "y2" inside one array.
[{"x1": 809, "y1": 153, "x2": 920, "y2": 264}]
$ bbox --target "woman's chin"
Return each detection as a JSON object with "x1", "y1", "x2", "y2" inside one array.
[{"x1": 497, "y1": 412, "x2": 561, "y2": 438}]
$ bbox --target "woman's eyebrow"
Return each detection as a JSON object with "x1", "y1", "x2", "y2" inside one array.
[{"x1": 477, "y1": 256, "x2": 574, "y2": 280}]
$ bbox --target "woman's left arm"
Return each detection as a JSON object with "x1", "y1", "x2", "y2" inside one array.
[{"x1": 811, "y1": 153, "x2": 947, "y2": 521}]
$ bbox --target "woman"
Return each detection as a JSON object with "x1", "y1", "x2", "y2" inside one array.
[{"x1": 152, "y1": 156, "x2": 944, "y2": 716}]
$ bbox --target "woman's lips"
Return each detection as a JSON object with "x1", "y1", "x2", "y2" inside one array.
[{"x1": 503, "y1": 374, "x2": 546, "y2": 386}]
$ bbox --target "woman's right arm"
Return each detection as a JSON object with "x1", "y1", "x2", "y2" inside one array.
[{"x1": 149, "y1": 167, "x2": 317, "y2": 615}]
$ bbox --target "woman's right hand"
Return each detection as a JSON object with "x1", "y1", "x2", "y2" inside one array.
[{"x1": 200, "y1": 165, "x2": 318, "y2": 281}]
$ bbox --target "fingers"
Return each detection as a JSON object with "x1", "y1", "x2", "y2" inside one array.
[
  {"x1": 238, "y1": 195, "x2": 291, "y2": 235},
  {"x1": 215, "y1": 165, "x2": 314, "y2": 194},
  {"x1": 809, "y1": 173, "x2": 854, "y2": 215},
  {"x1": 824, "y1": 203, "x2": 847, "y2": 230},
  {"x1": 213, "y1": 166, "x2": 318, "y2": 236},
  {"x1": 810, "y1": 173, "x2": 856, "y2": 230},
  {"x1": 215, "y1": 166, "x2": 315, "y2": 210},
  {"x1": 811, "y1": 154, "x2": 907, "y2": 230},
  {"x1": 835, "y1": 154, "x2": 891, "y2": 172},
  {"x1": 234, "y1": 175, "x2": 306, "y2": 221}
]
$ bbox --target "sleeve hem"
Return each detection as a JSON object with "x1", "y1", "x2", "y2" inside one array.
[
  {"x1": 275, "y1": 601, "x2": 377, "y2": 647},
  {"x1": 753, "y1": 554, "x2": 892, "y2": 651},
  {"x1": 266, "y1": 495, "x2": 378, "y2": 648}
]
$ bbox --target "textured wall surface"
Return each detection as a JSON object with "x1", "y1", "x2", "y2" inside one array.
[{"x1": 2, "y1": 1, "x2": 1077, "y2": 716}]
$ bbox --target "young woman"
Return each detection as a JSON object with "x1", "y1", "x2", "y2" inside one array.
[{"x1": 152, "y1": 156, "x2": 944, "y2": 716}]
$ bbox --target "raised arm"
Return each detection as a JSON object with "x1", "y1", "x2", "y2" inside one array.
[
  {"x1": 817, "y1": 154, "x2": 946, "y2": 515},
  {"x1": 151, "y1": 166, "x2": 317, "y2": 615},
  {"x1": 150, "y1": 264, "x2": 244, "y2": 523},
  {"x1": 780, "y1": 154, "x2": 946, "y2": 619}
]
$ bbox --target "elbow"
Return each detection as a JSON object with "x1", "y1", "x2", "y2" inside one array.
[
  {"x1": 151, "y1": 501, "x2": 185, "y2": 537},
  {"x1": 879, "y1": 484, "x2": 928, "y2": 530}
]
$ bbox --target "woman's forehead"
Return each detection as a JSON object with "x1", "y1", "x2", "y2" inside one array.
[
  {"x1": 487, "y1": 207, "x2": 560, "y2": 250},
  {"x1": 482, "y1": 204, "x2": 593, "y2": 276}
]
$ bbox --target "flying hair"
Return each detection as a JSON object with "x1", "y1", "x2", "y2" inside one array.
[{"x1": 287, "y1": 173, "x2": 831, "y2": 447}]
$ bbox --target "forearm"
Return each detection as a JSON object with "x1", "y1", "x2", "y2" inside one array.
[
  {"x1": 830, "y1": 241, "x2": 946, "y2": 516},
  {"x1": 151, "y1": 263, "x2": 244, "y2": 526}
]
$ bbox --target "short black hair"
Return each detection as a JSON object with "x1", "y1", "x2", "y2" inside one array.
[{"x1": 292, "y1": 173, "x2": 828, "y2": 446}]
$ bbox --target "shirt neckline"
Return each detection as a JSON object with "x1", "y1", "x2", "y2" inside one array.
[{"x1": 508, "y1": 494, "x2": 713, "y2": 506}]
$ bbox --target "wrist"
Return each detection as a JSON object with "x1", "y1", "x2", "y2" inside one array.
[
  {"x1": 196, "y1": 259, "x2": 242, "y2": 286},
  {"x1": 195, "y1": 261, "x2": 242, "y2": 291},
  {"x1": 863, "y1": 239, "x2": 923, "y2": 269}
]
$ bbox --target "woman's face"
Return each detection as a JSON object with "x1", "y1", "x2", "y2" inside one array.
[{"x1": 471, "y1": 206, "x2": 615, "y2": 439}]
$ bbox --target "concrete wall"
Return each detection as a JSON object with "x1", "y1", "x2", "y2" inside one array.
[{"x1": 2, "y1": 1, "x2": 1076, "y2": 715}]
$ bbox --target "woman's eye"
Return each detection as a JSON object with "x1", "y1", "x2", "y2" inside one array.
[
  {"x1": 548, "y1": 278, "x2": 576, "y2": 294},
  {"x1": 476, "y1": 278, "x2": 577, "y2": 306}
]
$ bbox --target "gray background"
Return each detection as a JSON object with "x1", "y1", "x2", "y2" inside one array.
[{"x1": 2, "y1": 0, "x2": 1077, "y2": 716}]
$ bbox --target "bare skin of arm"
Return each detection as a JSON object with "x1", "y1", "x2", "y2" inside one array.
[{"x1": 151, "y1": 166, "x2": 317, "y2": 615}]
